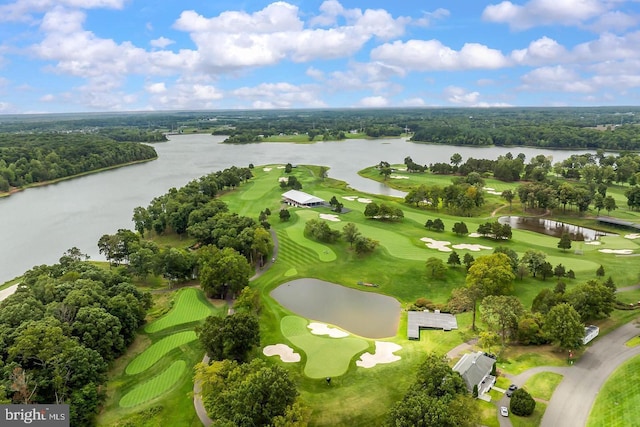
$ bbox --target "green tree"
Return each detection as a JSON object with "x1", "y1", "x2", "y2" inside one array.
[
  {"x1": 463, "y1": 253, "x2": 475, "y2": 271},
  {"x1": 432, "y1": 218, "x2": 445, "y2": 232},
  {"x1": 501, "y1": 189, "x2": 515, "y2": 211},
  {"x1": 566, "y1": 280, "x2": 615, "y2": 321},
  {"x1": 521, "y1": 249, "x2": 547, "y2": 278},
  {"x1": 279, "y1": 208, "x2": 291, "y2": 221},
  {"x1": 604, "y1": 195, "x2": 617, "y2": 214},
  {"x1": 450, "y1": 153, "x2": 462, "y2": 167},
  {"x1": 425, "y1": 257, "x2": 447, "y2": 279},
  {"x1": 196, "y1": 313, "x2": 260, "y2": 362},
  {"x1": 557, "y1": 232, "x2": 572, "y2": 252},
  {"x1": 452, "y1": 222, "x2": 468, "y2": 236},
  {"x1": 71, "y1": 306, "x2": 125, "y2": 361},
  {"x1": 447, "y1": 251, "x2": 461, "y2": 267},
  {"x1": 353, "y1": 235, "x2": 379, "y2": 255},
  {"x1": 480, "y1": 295, "x2": 524, "y2": 345},
  {"x1": 466, "y1": 253, "x2": 515, "y2": 330},
  {"x1": 342, "y1": 223, "x2": 361, "y2": 247},
  {"x1": 596, "y1": 264, "x2": 605, "y2": 277},
  {"x1": 199, "y1": 246, "x2": 252, "y2": 299},
  {"x1": 510, "y1": 389, "x2": 536, "y2": 416},
  {"x1": 543, "y1": 303, "x2": 584, "y2": 350}
]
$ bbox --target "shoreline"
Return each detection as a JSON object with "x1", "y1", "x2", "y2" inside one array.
[{"x1": 0, "y1": 156, "x2": 157, "y2": 199}]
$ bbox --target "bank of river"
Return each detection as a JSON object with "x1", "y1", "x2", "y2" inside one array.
[{"x1": 0, "y1": 134, "x2": 599, "y2": 284}]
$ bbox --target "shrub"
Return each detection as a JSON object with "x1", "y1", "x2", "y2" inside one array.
[{"x1": 510, "y1": 389, "x2": 535, "y2": 416}]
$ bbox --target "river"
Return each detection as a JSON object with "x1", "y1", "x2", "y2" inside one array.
[{"x1": 0, "y1": 134, "x2": 597, "y2": 284}]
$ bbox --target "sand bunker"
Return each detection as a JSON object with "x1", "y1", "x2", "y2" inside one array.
[
  {"x1": 278, "y1": 177, "x2": 288, "y2": 182},
  {"x1": 468, "y1": 232, "x2": 482, "y2": 238},
  {"x1": 263, "y1": 344, "x2": 301, "y2": 362},
  {"x1": 277, "y1": 166, "x2": 286, "y2": 169},
  {"x1": 357, "y1": 198, "x2": 372, "y2": 204},
  {"x1": 356, "y1": 341, "x2": 402, "y2": 368},
  {"x1": 319, "y1": 213, "x2": 341, "y2": 222},
  {"x1": 263, "y1": 167, "x2": 273, "y2": 172},
  {"x1": 390, "y1": 175, "x2": 409, "y2": 179},
  {"x1": 625, "y1": 233, "x2": 640, "y2": 240},
  {"x1": 308, "y1": 322, "x2": 349, "y2": 338},
  {"x1": 585, "y1": 241, "x2": 602, "y2": 245},
  {"x1": 342, "y1": 196, "x2": 358, "y2": 201},
  {"x1": 483, "y1": 187, "x2": 503, "y2": 195},
  {"x1": 599, "y1": 249, "x2": 635, "y2": 255},
  {"x1": 420, "y1": 237, "x2": 452, "y2": 252},
  {"x1": 452, "y1": 243, "x2": 493, "y2": 251}
]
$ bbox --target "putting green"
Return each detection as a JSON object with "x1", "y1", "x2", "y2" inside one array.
[
  {"x1": 145, "y1": 288, "x2": 214, "y2": 333},
  {"x1": 285, "y1": 211, "x2": 336, "y2": 262},
  {"x1": 351, "y1": 221, "x2": 427, "y2": 260},
  {"x1": 281, "y1": 316, "x2": 368, "y2": 379},
  {"x1": 119, "y1": 360, "x2": 187, "y2": 408},
  {"x1": 126, "y1": 331, "x2": 197, "y2": 375}
]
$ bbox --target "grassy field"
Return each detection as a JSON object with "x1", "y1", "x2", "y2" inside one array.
[
  {"x1": 510, "y1": 402, "x2": 547, "y2": 427},
  {"x1": 125, "y1": 331, "x2": 197, "y2": 375},
  {"x1": 524, "y1": 372, "x2": 564, "y2": 401},
  {"x1": 119, "y1": 360, "x2": 187, "y2": 408},
  {"x1": 145, "y1": 288, "x2": 216, "y2": 333},
  {"x1": 587, "y1": 355, "x2": 640, "y2": 427}
]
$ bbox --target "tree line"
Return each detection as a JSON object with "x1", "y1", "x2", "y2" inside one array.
[
  {"x1": 0, "y1": 133, "x2": 157, "y2": 192},
  {"x1": 0, "y1": 249, "x2": 152, "y2": 425}
]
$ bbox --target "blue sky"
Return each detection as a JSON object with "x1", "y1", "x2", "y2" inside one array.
[{"x1": 0, "y1": 0, "x2": 639, "y2": 113}]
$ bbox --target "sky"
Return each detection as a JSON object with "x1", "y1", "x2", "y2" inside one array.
[{"x1": 0, "y1": 0, "x2": 639, "y2": 114}]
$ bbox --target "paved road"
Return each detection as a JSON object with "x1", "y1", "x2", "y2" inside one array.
[{"x1": 0, "y1": 284, "x2": 19, "y2": 302}]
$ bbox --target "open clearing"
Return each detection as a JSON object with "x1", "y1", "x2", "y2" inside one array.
[
  {"x1": 119, "y1": 360, "x2": 187, "y2": 408},
  {"x1": 145, "y1": 288, "x2": 214, "y2": 333},
  {"x1": 125, "y1": 331, "x2": 197, "y2": 375},
  {"x1": 280, "y1": 315, "x2": 369, "y2": 378},
  {"x1": 588, "y1": 355, "x2": 640, "y2": 427}
]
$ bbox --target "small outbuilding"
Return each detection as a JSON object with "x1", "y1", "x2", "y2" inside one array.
[
  {"x1": 583, "y1": 325, "x2": 599, "y2": 345},
  {"x1": 407, "y1": 310, "x2": 458, "y2": 340},
  {"x1": 453, "y1": 351, "x2": 497, "y2": 396},
  {"x1": 282, "y1": 190, "x2": 325, "y2": 208}
]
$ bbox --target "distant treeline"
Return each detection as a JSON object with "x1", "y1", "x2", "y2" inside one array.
[
  {"x1": 0, "y1": 133, "x2": 157, "y2": 192},
  {"x1": 97, "y1": 128, "x2": 167, "y2": 143}
]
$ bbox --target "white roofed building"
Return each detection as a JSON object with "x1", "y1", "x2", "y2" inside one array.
[{"x1": 282, "y1": 190, "x2": 325, "y2": 207}]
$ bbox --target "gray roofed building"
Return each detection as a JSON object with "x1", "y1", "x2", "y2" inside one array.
[
  {"x1": 407, "y1": 310, "x2": 458, "y2": 340},
  {"x1": 452, "y1": 351, "x2": 496, "y2": 396},
  {"x1": 282, "y1": 190, "x2": 325, "y2": 207}
]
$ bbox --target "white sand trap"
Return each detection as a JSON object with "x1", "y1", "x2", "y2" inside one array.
[
  {"x1": 420, "y1": 237, "x2": 452, "y2": 252},
  {"x1": 263, "y1": 344, "x2": 301, "y2": 363},
  {"x1": 486, "y1": 191, "x2": 503, "y2": 195},
  {"x1": 356, "y1": 341, "x2": 402, "y2": 368},
  {"x1": 342, "y1": 196, "x2": 358, "y2": 201},
  {"x1": 308, "y1": 322, "x2": 349, "y2": 338},
  {"x1": 319, "y1": 213, "x2": 341, "y2": 222},
  {"x1": 599, "y1": 249, "x2": 634, "y2": 255},
  {"x1": 585, "y1": 241, "x2": 602, "y2": 245},
  {"x1": 484, "y1": 187, "x2": 496, "y2": 191},
  {"x1": 468, "y1": 232, "x2": 482, "y2": 238},
  {"x1": 277, "y1": 166, "x2": 286, "y2": 169},
  {"x1": 390, "y1": 175, "x2": 410, "y2": 179},
  {"x1": 278, "y1": 177, "x2": 288, "y2": 182},
  {"x1": 263, "y1": 167, "x2": 272, "y2": 172},
  {"x1": 625, "y1": 233, "x2": 640, "y2": 240},
  {"x1": 452, "y1": 243, "x2": 493, "y2": 251},
  {"x1": 357, "y1": 198, "x2": 372, "y2": 203}
]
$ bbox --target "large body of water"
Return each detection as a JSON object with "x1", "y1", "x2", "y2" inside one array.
[{"x1": 0, "y1": 134, "x2": 598, "y2": 283}]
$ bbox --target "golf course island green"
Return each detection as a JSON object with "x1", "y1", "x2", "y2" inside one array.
[{"x1": 270, "y1": 278, "x2": 401, "y2": 338}]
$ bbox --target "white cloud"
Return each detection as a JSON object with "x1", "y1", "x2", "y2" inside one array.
[
  {"x1": 358, "y1": 96, "x2": 389, "y2": 107},
  {"x1": 40, "y1": 94, "x2": 55, "y2": 102},
  {"x1": 482, "y1": 0, "x2": 608, "y2": 30},
  {"x1": 371, "y1": 40, "x2": 510, "y2": 71},
  {"x1": 399, "y1": 97, "x2": 426, "y2": 107},
  {"x1": 150, "y1": 37, "x2": 174, "y2": 49},
  {"x1": 443, "y1": 86, "x2": 512, "y2": 107},
  {"x1": 145, "y1": 82, "x2": 166, "y2": 94},
  {"x1": 588, "y1": 11, "x2": 639, "y2": 33},
  {"x1": 231, "y1": 82, "x2": 326, "y2": 108},
  {"x1": 511, "y1": 36, "x2": 568, "y2": 65},
  {"x1": 414, "y1": 8, "x2": 450, "y2": 27},
  {"x1": 520, "y1": 65, "x2": 594, "y2": 92},
  {"x1": 306, "y1": 67, "x2": 325, "y2": 80}
]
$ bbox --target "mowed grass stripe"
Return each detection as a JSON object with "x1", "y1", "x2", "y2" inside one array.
[
  {"x1": 145, "y1": 288, "x2": 213, "y2": 333},
  {"x1": 126, "y1": 331, "x2": 197, "y2": 375},
  {"x1": 119, "y1": 360, "x2": 187, "y2": 408},
  {"x1": 277, "y1": 232, "x2": 319, "y2": 266},
  {"x1": 588, "y1": 355, "x2": 640, "y2": 427}
]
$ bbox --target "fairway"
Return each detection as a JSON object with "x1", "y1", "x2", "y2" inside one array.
[
  {"x1": 281, "y1": 316, "x2": 369, "y2": 378},
  {"x1": 587, "y1": 355, "x2": 640, "y2": 427},
  {"x1": 285, "y1": 211, "x2": 336, "y2": 261},
  {"x1": 125, "y1": 331, "x2": 197, "y2": 375},
  {"x1": 145, "y1": 288, "x2": 214, "y2": 333},
  {"x1": 240, "y1": 167, "x2": 279, "y2": 201},
  {"x1": 119, "y1": 360, "x2": 187, "y2": 408}
]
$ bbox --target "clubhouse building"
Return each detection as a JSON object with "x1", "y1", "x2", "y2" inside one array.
[{"x1": 282, "y1": 190, "x2": 325, "y2": 208}]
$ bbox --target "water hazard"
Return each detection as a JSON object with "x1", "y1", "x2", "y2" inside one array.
[
  {"x1": 498, "y1": 216, "x2": 614, "y2": 241},
  {"x1": 270, "y1": 278, "x2": 401, "y2": 339}
]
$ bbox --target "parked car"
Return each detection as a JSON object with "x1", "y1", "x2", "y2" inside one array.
[
  {"x1": 500, "y1": 406, "x2": 509, "y2": 417},
  {"x1": 506, "y1": 384, "x2": 518, "y2": 397}
]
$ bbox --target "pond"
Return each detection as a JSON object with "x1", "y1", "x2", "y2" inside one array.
[
  {"x1": 498, "y1": 216, "x2": 614, "y2": 241},
  {"x1": 270, "y1": 278, "x2": 401, "y2": 339}
]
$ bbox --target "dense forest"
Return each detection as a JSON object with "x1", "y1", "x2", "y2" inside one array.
[
  {"x1": 0, "y1": 133, "x2": 157, "y2": 192},
  {"x1": 0, "y1": 251, "x2": 152, "y2": 425}
]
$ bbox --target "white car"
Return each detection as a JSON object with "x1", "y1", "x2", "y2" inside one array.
[{"x1": 500, "y1": 406, "x2": 509, "y2": 417}]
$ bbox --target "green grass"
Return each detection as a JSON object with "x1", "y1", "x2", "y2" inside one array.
[
  {"x1": 510, "y1": 402, "x2": 546, "y2": 427},
  {"x1": 478, "y1": 401, "x2": 500, "y2": 427},
  {"x1": 145, "y1": 288, "x2": 215, "y2": 333},
  {"x1": 125, "y1": 331, "x2": 197, "y2": 375},
  {"x1": 625, "y1": 336, "x2": 640, "y2": 347},
  {"x1": 523, "y1": 372, "x2": 564, "y2": 401},
  {"x1": 119, "y1": 360, "x2": 187, "y2": 408},
  {"x1": 588, "y1": 355, "x2": 640, "y2": 427},
  {"x1": 287, "y1": 210, "x2": 337, "y2": 261},
  {"x1": 280, "y1": 316, "x2": 369, "y2": 378},
  {"x1": 498, "y1": 346, "x2": 569, "y2": 375}
]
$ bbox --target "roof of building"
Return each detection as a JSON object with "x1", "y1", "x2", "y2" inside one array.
[
  {"x1": 597, "y1": 216, "x2": 640, "y2": 230},
  {"x1": 407, "y1": 310, "x2": 458, "y2": 339},
  {"x1": 282, "y1": 189, "x2": 325, "y2": 205},
  {"x1": 453, "y1": 351, "x2": 496, "y2": 391}
]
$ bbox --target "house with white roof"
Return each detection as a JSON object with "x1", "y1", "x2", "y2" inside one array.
[{"x1": 282, "y1": 190, "x2": 325, "y2": 208}]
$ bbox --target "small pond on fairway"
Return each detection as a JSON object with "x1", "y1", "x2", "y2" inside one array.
[
  {"x1": 498, "y1": 216, "x2": 615, "y2": 241},
  {"x1": 270, "y1": 278, "x2": 401, "y2": 339}
]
